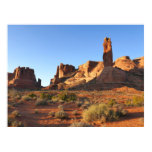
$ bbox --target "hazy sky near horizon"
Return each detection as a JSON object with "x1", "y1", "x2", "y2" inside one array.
[{"x1": 8, "y1": 25, "x2": 144, "y2": 86}]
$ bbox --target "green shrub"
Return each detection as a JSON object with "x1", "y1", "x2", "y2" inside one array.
[
  {"x1": 11, "y1": 120, "x2": 24, "y2": 127},
  {"x1": 51, "y1": 96, "x2": 58, "y2": 102},
  {"x1": 8, "y1": 116, "x2": 24, "y2": 127},
  {"x1": 55, "y1": 110, "x2": 68, "y2": 119},
  {"x1": 68, "y1": 93, "x2": 77, "y2": 101},
  {"x1": 108, "y1": 99, "x2": 117, "y2": 107},
  {"x1": 132, "y1": 96, "x2": 144, "y2": 106},
  {"x1": 35, "y1": 99, "x2": 48, "y2": 106},
  {"x1": 8, "y1": 89, "x2": 19, "y2": 98},
  {"x1": 40, "y1": 93, "x2": 52, "y2": 100},
  {"x1": 11, "y1": 110, "x2": 21, "y2": 118},
  {"x1": 83, "y1": 103, "x2": 109, "y2": 122},
  {"x1": 28, "y1": 93, "x2": 37, "y2": 99},
  {"x1": 125, "y1": 96, "x2": 144, "y2": 107},
  {"x1": 125, "y1": 100, "x2": 133, "y2": 106},
  {"x1": 83, "y1": 103, "x2": 127, "y2": 122},
  {"x1": 15, "y1": 94, "x2": 21, "y2": 100},
  {"x1": 22, "y1": 95, "x2": 32, "y2": 101},
  {"x1": 70, "y1": 122, "x2": 92, "y2": 127},
  {"x1": 58, "y1": 91, "x2": 77, "y2": 102}
]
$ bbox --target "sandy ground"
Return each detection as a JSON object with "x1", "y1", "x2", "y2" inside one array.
[{"x1": 8, "y1": 88, "x2": 144, "y2": 127}]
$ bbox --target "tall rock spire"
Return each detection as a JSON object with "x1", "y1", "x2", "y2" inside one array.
[{"x1": 103, "y1": 37, "x2": 113, "y2": 67}]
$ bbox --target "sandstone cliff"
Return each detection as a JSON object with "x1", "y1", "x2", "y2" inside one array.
[
  {"x1": 46, "y1": 37, "x2": 144, "y2": 91},
  {"x1": 8, "y1": 66, "x2": 41, "y2": 89}
]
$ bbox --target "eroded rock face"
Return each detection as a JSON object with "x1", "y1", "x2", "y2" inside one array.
[
  {"x1": 59, "y1": 63, "x2": 76, "y2": 78},
  {"x1": 50, "y1": 63, "x2": 76, "y2": 85},
  {"x1": 78, "y1": 61, "x2": 104, "y2": 78},
  {"x1": 96, "y1": 67, "x2": 127, "y2": 83},
  {"x1": 103, "y1": 37, "x2": 113, "y2": 67},
  {"x1": 8, "y1": 66, "x2": 41, "y2": 89},
  {"x1": 46, "y1": 37, "x2": 144, "y2": 91},
  {"x1": 113, "y1": 56, "x2": 136, "y2": 71}
]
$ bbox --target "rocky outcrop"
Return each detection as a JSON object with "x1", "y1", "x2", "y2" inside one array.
[
  {"x1": 59, "y1": 63, "x2": 75, "y2": 78},
  {"x1": 113, "y1": 56, "x2": 136, "y2": 71},
  {"x1": 103, "y1": 37, "x2": 113, "y2": 67},
  {"x1": 77, "y1": 61, "x2": 104, "y2": 78},
  {"x1": 96, "y1": 67, "x2": 126, "y2": 83},
  {"x1": 50, "y1": 63, "x2": 76, "y2": 88},
  {"x1": 8, "y1": 66, "x2": 41, "y2": 89},
  {"x1": 46, "y1": 37, "x2": 144, "y2": 91}
]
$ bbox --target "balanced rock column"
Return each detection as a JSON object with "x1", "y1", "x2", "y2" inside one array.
[{"x1": 103, "y1": 37, "x2": 113, "y2": 67}]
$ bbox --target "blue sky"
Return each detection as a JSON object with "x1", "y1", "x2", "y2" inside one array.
[{"x1": 8, "y1": 25, "x2": 144, "y2": 86}]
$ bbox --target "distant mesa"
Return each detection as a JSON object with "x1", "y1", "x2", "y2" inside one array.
[{"x1": 8, "y1": 66, "x2": 41, "y2": 89}]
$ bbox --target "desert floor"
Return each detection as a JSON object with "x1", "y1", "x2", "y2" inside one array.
[{"x1": 8, "y1": 87, "x2": 144, "y2": 127}]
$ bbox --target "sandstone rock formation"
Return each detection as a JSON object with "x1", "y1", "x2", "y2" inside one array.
[
  {"x1": 59, "y1": 63, "x2": 75, "y2": 78},
  {"x1": 8, "y1": 66, "x2": 41, "y2": 89},
  {"x1": 103, "y1": 37, "x2": 113, "y2": 67},
  {"x1": 48, "y1": 63, "x2": 76, "y2": 89},
  {"x1": 45, "y1": 37, "x2": 144, "y2": 91}
]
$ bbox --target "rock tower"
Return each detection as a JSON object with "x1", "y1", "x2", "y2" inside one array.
[{"x1": 103, "y1": 37, "x2": 113, "y2": 67}]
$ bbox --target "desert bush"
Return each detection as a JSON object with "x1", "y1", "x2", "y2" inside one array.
[
  {"x1": 8, "y1": 89, "x2": 19, "y2": 98},
  {"x1": 82, "y1": 103, "x2": 127, "y2": 122},
  {"x1": 107, "y1": 99, "x2": 117, "y2": 107},
  {"x1": 51, "y1": 96, "x2": 59, "y2": 102},
  {"x1": 125, "y1": 96, "x2": 144, "y2": 107},
  {"x1": 40, "y1": 92, "x2": 52, "y2": 100},
  {"x1": 70, "y1": 122, "x2": 92, "y2": 127},
  {"x1": 35, "y1": 99, "x2": 48, "y2": 106},
  {"x1": 83, "y1": 103, "x2": 109, "y2": 122},
  {"x1": 132, "y1": 96, "x2": 144, "y2": 106},
  {"x1": 48, "y1": 111, "x2": 55, "y2": 117},
  {"x1": 22, "y1": 95, "x2": 32, "y2": 101},
  {"x1": 58, "y1": 91, "x2": 77, "y2": 102},
  {"x1": 11, "y1": 110, "x2": 21, "y2": 118},
  {"x1": 15, "y1": 94, "x2": 21, "y2": 100},
  {"x1": 11, "y1": 120, "x2": 24, "y2": 127},
  {"x1": 28, "y1": 93, "x2": 37, "y2": 99},
  {"x1": 125, "y1": 100, "x2": 133, "y2": 106},
  {"x1": 8, "y1": 116, "x2": 24, "y2": 127},
  {"x1": 55, "y1": 110, "x2": 68, "y2": 119}
]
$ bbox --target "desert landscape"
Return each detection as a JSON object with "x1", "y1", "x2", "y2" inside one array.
[{"x1": 8, "y1": 37, "x2": 144, "y2": 127}]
